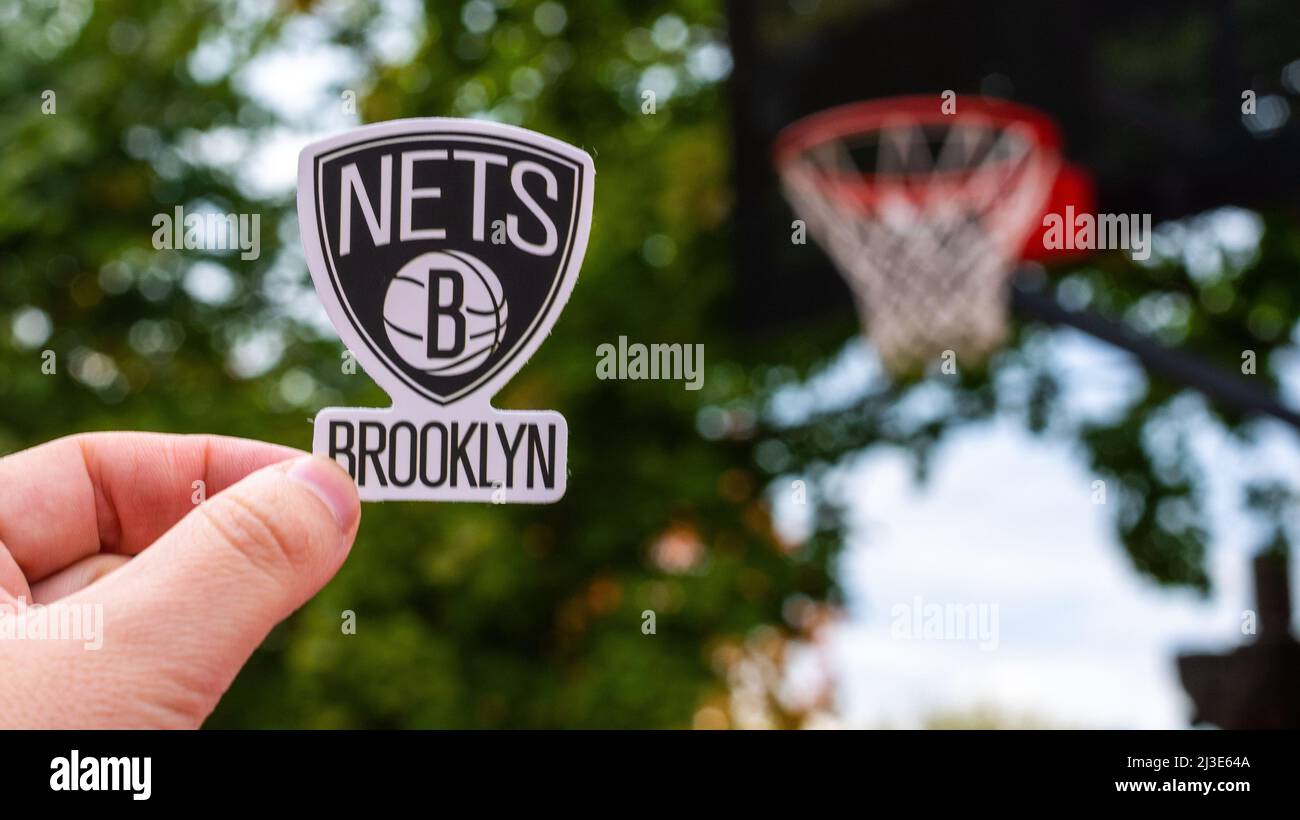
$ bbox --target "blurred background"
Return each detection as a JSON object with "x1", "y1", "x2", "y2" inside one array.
[{"x1": 1, "y1": 0, "x2": 1298, "y2": 728}]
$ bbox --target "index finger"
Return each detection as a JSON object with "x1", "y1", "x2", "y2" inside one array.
[{"x1": 0, "y1": 432, "x2": 303, "y2": 583}]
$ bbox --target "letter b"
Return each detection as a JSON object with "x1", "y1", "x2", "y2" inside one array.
[{"x1": 428, "y1": 269, "x2": 466, "y2": 358}]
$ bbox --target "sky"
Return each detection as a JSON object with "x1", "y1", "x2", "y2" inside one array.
[
  {"x1": 835, "y1": 414, "x2": 1247, "y2": 729},
  {"x1": 775, "y1": 329, "x2": 1300, "y2": 729}
]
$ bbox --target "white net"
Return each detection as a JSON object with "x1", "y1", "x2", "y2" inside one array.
[{"x1": 778, "y1": 106, "x2": 1061, "y2": 374}]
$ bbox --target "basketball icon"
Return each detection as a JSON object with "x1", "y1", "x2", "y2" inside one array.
[{"x1": 383, "y1": 251, "x2": 508, "y2": 377}]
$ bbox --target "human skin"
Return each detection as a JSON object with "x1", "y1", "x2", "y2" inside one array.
[{"x1": 0, "y1": 433, "x2": 360, "y2": 728}]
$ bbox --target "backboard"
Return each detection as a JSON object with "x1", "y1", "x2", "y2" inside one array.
[{"x1": 727, "y1": 0, "x2": 1300, "y2": 329}]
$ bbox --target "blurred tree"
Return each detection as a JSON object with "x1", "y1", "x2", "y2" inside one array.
[
  {"x1": 763, "y1": 212, "x2": 1300, "y2": 594},
  {"x1": 0, "y1": 0, "x2": 829, "y2": 728}
]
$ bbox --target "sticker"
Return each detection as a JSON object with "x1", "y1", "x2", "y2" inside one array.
[{"x1": 297, "y1": 118, "x2": 595, "y2": 502}]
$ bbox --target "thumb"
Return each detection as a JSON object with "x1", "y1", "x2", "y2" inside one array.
[{"x1": 18, "y1": 455, "x2": 360, "y2": 728}]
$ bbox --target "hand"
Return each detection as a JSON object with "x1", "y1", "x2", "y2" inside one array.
[{"x1": 0, "y1": 433, "x2": 360, "y2": 728}]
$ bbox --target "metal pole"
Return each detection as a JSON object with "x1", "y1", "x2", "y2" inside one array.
[{"x1": 1010, "y1": 280, "x2": 1300, "y2": 430}]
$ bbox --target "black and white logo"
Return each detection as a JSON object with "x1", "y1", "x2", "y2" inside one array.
[{"x1": 298, "y1": 119, "x2": 594, "y2": 503}]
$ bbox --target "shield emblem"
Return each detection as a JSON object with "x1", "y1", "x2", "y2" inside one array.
[{"x1": 298, "y1": 119, "x2": 595, "y2": 406}]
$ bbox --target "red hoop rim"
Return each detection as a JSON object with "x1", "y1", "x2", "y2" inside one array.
[
  {"x1": 774, "y1": 94, "x2": 1095, "y2": 263},
  {"x1": 773, "y1": 94, "x2": 1063, "y2": 173}
]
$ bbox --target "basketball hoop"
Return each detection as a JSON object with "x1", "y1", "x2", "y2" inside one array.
[{"x1": 774, "y1": 95, "x2": 1093, "y2": 374}]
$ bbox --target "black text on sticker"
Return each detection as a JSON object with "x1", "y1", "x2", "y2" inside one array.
[{"x1": 318, "y1": 410, "x2": 568, "y2": 503}]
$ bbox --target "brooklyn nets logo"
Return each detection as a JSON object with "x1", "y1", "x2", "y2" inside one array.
[{"x1": 298, "y1": 119, "x2": 594, "y2": 503}]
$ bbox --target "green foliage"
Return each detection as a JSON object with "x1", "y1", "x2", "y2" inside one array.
[
  {"x1": 762, "y1": 208, "x2": 1299, "y2": 594},
  {"x1": 0, "y1": 0, "x2": 824, "y2": 728}
]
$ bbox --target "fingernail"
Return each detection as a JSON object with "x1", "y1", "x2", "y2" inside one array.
[{"x1": 287, "y1": 456, "x2": 360, "y2": 535}]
